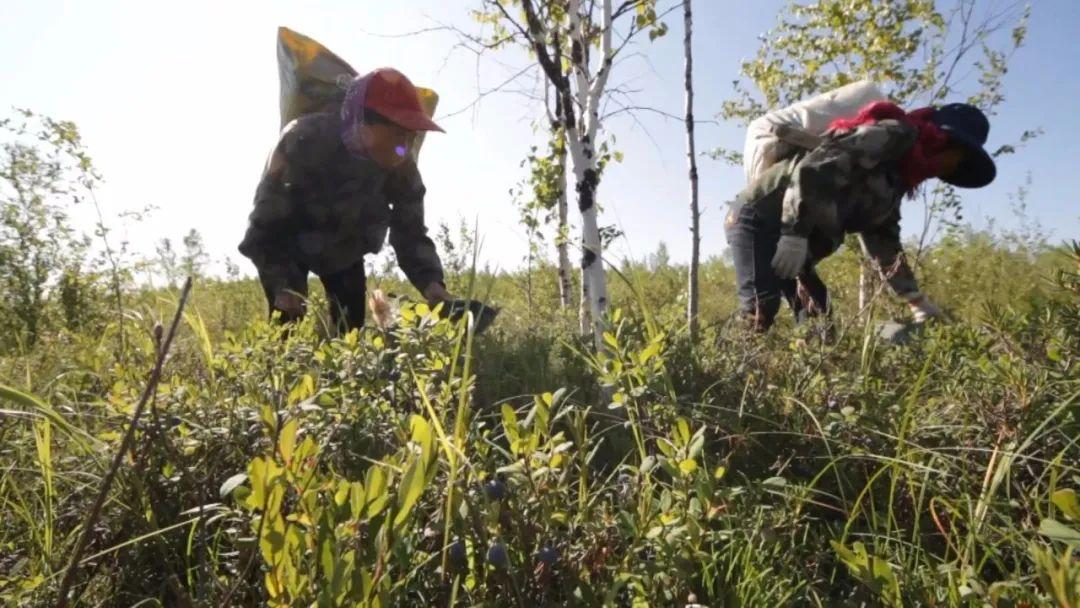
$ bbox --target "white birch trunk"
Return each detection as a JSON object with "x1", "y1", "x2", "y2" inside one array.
[
  {"x1": 519, "y1": 0, "x2": 612, "y2": 346},
  {"x1": 570, "y1": 0, "x2": 614, "y2": 345}
]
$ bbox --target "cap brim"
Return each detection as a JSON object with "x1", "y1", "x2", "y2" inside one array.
[
  {"x1": 939, "y1": 127, "x2": 996, "y2": 188},
  {"x1": 379, "y1": 107, "x2": 445, "y2": 133}
]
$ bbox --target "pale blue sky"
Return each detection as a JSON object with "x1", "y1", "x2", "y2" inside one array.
[{"x1": 1, "y1": 0, "x2": 1077, "y2": 277}]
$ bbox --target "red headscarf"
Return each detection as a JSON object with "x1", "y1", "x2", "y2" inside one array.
[{"x1": 828, "y1": 101, "x2": 949, "y2": 192}]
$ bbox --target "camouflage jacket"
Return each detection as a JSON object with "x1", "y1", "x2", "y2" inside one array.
[
  {"x1": 238, "y1": 112, "x2": 444, "y2": 294},
  {"x1": 738, "y1": 119, "x2": 920, "y2": 296}
]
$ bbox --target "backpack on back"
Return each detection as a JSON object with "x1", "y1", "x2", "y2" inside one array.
[
  {"x1": 743, "y1": 80, "x2": 887, "y2": 182},
  {"x1": 276, "y1": 27, "x2": 440, "y2": 163}
]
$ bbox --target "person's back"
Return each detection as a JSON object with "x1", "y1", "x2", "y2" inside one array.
[{"x1": 242, "y1": 111, "x2": 422, "y2": 278}]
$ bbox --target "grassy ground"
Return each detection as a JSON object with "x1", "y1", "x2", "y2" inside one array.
[{"x1": 1, "y1": 232, "x2": 1078, "y2": 607}]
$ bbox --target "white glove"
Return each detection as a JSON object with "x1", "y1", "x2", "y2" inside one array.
[
  {"x1": 771, "y1": 235, "x2": 809, "y2": 279},
  {"x1": 905, "y1": 292, "x2": 942, "y2": 323}
]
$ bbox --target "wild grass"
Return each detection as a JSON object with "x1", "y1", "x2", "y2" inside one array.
[{"x1": 0, "y1": 236, "x2": 1077, "y2": 607}]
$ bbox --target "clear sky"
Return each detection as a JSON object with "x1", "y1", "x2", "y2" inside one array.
[{"x1": 1, "y1": 0, "x2": 1077, "y2": 278}]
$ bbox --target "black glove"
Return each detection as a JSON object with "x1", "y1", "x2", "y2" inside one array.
[{"x1": 438, "y1": 299, "x2": 499, "y2": 334}]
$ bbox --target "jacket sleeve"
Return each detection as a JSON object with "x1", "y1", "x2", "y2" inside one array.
[
  {"x1": 238, "y1": 121, "x2": 310, "y2": 294},
  {"x1": 781, "y1": 120, "x2": 917, "y2": 237},
  {"x1": 857, "y1": 209, "x2": 920, "y2": 297},
  {"x1": 385, "y1": 160, "x2": 445, "y2": 292}
]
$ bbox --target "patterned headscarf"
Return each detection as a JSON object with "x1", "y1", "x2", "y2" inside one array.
[
  {"x1": 828, "y1": 101, "x2": 950, "y2": 193},
  {"x1": 340, "y1": 73, "x2": 372, "y2": 156}
]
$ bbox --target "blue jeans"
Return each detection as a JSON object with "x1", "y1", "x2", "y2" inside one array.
[{"x1": 724, "y1": 199, "x2": 830, "y2": 331}]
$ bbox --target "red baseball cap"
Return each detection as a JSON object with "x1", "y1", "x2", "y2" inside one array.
[{"x1": 363, "y1": 68, "x2": 445, "y2": 133}]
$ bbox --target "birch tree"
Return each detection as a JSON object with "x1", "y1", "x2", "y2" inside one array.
[
  {"x1": 682, "y1": 0, "x2": 700, "y2": 342},
  {"x1": 475, "y1": 0, "x2": 669, "y2": 345}
]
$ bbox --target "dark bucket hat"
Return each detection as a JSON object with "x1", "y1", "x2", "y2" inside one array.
[{"x1": 931, "y1": 103, "x2": 997, "y2": 188}]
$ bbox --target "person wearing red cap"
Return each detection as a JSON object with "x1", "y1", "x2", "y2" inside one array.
[{"x1": 239, "y1": 68, "x2": 451, "y2": 332}]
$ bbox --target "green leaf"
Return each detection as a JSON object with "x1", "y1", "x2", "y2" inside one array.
[
  {"x1": 871, "y1": 555, "x2": 898, "y2": 590},
  {"x1": 688, "y1": 431, "x2": 705, "y2": 461},
  {"x1": 334, "y1": 481, "x2": 350, "y2": 507},
  {"x1": 288, "y1": 374, "x2": 316, "y2": 405},
  {"x1": 0, "y1": 383, "x2": 95, "y2": 449},
  {"x1": 294, "y1": 436, "x2": 318, "y2": 467},
  {"x1": 1051, "y1": 489, "x2": 1080, "y2": 521},
  {"x1": 319, "y1": 513, "x2": 337, "y2": 584},
  {"x1": 394, "y1": 457, "x2": 427, "y2": 528},
  {"x1": 365, "y1": 467, "x2": 389, "y2": 519},
  {"x1": 532, "y1": 394, "x2": 551, "y2": 437},
  {"x1": 260, "y1": 405, "x2": 277, "y2": 435},
  {"x1": 762, "y1": 476, "x2": 788, "y2": 488},
  {"x1": 675, "y1": 418, "x2": 691, "y2": 446},
  {"x1": 830, "y1": 539, "x2": 857, "y2": 564},
  {"x1": 1038, "y1": 518, "x2": 1080, "y2": 547},
  {"x1": 497, "y1": 461, "x2": 525, "y2": 475},
  {"x1": 246, "y1": 457, "x2": 267, "y2": 510},
  {"x1": 657, "y1": 439, "x2": 676, "y2": 459},
  {"x1": 349, "y1": 482, "x2": 365, "y2": 520},
  {"x1": 265, "y1": 475, "x2": 285, "y2": 517},
  {"x1": 638, "y1": 342, "x2": 660, "y2": 365},
  {"x1": 279, "y1": 418, "x2": 298, "y2": 465},
  {"x1": 603, "y1": 332, "x2": 619, "y2": 349},
  {"x1": 220, "y1": 473, "x2": 248, "y2": 499},
  {"x1": 260, "y1": 514, "x2": 286, "y2": 563},
  {"x1": 501, "y1": 404, "x2": 520, "y2": 445},
  {"x1": 410, "y1": 415, "x2": 434, "y2": 467}
]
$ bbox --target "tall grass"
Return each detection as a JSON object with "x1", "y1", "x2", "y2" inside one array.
[{"x1": 0, "y1": 235, "x2": 1077, "y2": 606}]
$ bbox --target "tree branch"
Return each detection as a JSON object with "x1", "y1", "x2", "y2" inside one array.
[
  {"x1": 490, "y1": 0, "x2": 531, "y2": 40},
  {"x1": 601, "y1": 104, "x2": 719, "y2": 125},
  {"x1": 55, "y1": 277, "x2": 194, "y2": 608},
  {"x1": 437, "y1": 64, "x2": 540, "y2": 121}
]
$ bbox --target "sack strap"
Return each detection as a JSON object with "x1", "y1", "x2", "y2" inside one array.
[{"x1": 770, "y1": 123, "x2": 823, "y2": 150}]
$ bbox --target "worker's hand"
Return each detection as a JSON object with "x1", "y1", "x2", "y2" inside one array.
[
  {"x1": 905, "y1": 292, "x2": 943, "y2": 323},
  {"x1": 771, "y1": 235, "x2": 809, "y2": 279},
  {"x1": 273, "y1": 291, "x2": 304, "y2": 317},
  {"x1": 423, "y1": 282, "x2": 454, "y2": 306}
]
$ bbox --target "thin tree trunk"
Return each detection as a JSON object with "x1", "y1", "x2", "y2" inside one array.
[
  {"x1": 859, "y1": 264, "x2": 869, "y2": 311},
  {"x1": 683, "y1": 0, "x2": 700, "y2": 343},
  {"x1": 579, "y1": 261, "x2": 590, "y2": 335},
  {"x1": 526, "y1": 240, "x2": 534, "y2": 311},
  {"x1": 555, "y1": 125, "x2": 573, "y2": 309}
]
